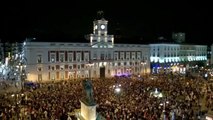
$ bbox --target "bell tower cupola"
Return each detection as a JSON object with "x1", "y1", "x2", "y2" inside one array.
[
  {"x1": 93, "y1": 11, "x2": 108, "y2": 36},
  {"x1": 88, "y1": 11, "x2": 114, "y2": 48}
]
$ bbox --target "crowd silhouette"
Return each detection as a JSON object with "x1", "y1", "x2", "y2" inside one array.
[{"x1": 0, "y1": 74, "x2": 213, "y2": 120}]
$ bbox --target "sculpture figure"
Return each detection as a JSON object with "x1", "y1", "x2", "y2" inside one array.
[{"x1": 82, "y1": 79, "x2": 95, "y2": 105}]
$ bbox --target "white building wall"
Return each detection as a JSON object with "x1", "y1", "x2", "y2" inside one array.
[
  {"x1": 23, "y1": 42, "x2": 150, "y2": 82},
  {"x1": 149, "y1": 43, "x2": 207, "y2": 73},
  {"x1": 24, "y1": 42, "x2": 207, "y2": 82}
]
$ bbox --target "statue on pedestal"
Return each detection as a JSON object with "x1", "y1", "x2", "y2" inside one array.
[{"x1": 82, "y1": 79, "x2": 95, "y2": 105}]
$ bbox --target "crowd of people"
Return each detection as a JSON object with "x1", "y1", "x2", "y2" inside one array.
[{"x1": 0, "y1": 73, "x2": 212, "y2": 120}]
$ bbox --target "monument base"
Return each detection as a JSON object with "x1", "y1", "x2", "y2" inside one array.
[{"x1": 76, "y1": 100, "x2": 97, "y2": 120}]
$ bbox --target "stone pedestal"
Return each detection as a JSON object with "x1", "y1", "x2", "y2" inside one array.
[
  {"x1": 205, "y1": 113, "x2": 213, "y2": 120},
  {"x1": 77, "y1": 100, "x2": 96, "y2": 120}
]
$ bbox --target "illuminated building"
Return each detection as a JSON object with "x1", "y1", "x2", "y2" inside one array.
[
  {"x1": 149, "y1": 43, "x2": 207, "y2": 74},
  {"x1": 24, "y1": 17, "x2": 150, "y2": 82},
  {"x1": 22, "y1": 15, "x2": 208, "y2": 82},
  {"x1": 0, "y1": 41, "x2": 22, "y2": 64}
]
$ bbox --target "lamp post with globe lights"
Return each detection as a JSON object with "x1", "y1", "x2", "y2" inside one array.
[
  {"x1": 113, "y1": 84, "x2": 122, "y2": 102},
  {"x1": 149, "y1": 88, "x2": 170, "y2": 119},
  {"x1": 11, "y1": 92, "x2": 25, "y2": 119},
  {"x1": 16, "y1": 62, "x2": 26, "y2": 92},
  {"x1": 160, "y1": 99, "x2": 170, "y2": 120}
]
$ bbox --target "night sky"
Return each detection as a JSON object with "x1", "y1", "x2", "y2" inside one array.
[{"x1": 0, "y1": 1, "x2": 212, "y2": 45}]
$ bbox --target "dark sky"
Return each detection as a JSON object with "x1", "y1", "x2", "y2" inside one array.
[{"x1": 0, "y1": 0, "x2": 212, "y2": 44}]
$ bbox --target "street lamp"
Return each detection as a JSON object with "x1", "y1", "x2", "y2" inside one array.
[
  {"x1": 113, "y1": 84, "x2": 121, "y2": 101},
  {"x1": 160, "y1": 99, "x2": 169, "y2": 120},
  {"x1": 115, "y1": 87, "x2": 121, "y2": 93},
  {"x1": 11, "y1": 93, "x2": 24, "y2": 119},
  {"x1": 16, "y1": 62, "x2": 26, "y2": 91},
  {"x1": 114, "y1": 84, "x2": 121, "y2": 93}
]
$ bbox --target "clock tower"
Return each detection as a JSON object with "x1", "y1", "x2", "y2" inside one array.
[{"x1": 88, "y1": 11, "x2": 114, "y2": 48}]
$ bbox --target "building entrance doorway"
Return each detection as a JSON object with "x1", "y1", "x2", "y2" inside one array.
[{"x1": 100, "y1": 67, "x2": 105, "y2": 78}]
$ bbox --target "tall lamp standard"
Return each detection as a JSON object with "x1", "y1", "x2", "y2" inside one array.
[
  {"x1": 160, "y1": 100, "x2": 169, "y2": 120},
  {"x1": 113, "y1": 84, "x2": 121, "y2": 102},
  {"x1": 157, "y1": 92, "x2": 169, "y2": 120},
  {"x1": 16, "y1": 62, "x2": 26, "y2": 91}
]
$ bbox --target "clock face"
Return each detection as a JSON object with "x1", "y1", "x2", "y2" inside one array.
[{"x1": 101, "y1": 25, "x2": 105, "y2": 29}]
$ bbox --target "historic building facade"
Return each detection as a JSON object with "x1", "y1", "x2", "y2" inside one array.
[
  {"x1": 24, "y1": 18, "x2": 150, "y2": 82},
  {"x1": 22, "y1": 16, "x2": 208, "y2": 82},
  {"x1": 149, "y1": 43, "x2": 207, "y2": 74}
]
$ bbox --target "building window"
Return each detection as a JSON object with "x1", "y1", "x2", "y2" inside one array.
[
  {"x1": 68, "y1": 53, "x2": 73, "y2": 62},
  {"x1": 121, "y1": 53, "x2": 124, "y2": 60},
  {"x1": 81, "y1": 64, "x2": 84, "y2": 69},
  {"x1": 51, "y1": 66, "x2": 55, "y2": 71},
  {"x1": 132, "y1": 53, "x2": 135, "y2": 60},
  {"x1": 60, "y1": 65, "x2": 64, "y2": 70},
  {"x1": 38, "y1": 74, "x2": 42, "y2": 81},
  {"x1": 37, "y1": 67, "x2": 42, "y2": 71},
  {"x1": 93, "y1": 39, "x2": 97, "y2": 42},
  {"x1": 108, "y1": 53, "x2": 111, "y2": 59},
  {"x1": 101, "y1": 53, "x2": 105, "y2": 60},
  {"x1": 56, "y1": 65, "x2": 60, "y2": 70},
  {"x1": 69, "y1": 65, "x2": 73, "y2": 70},
  {"x1": 93, "y1": 53, "x2": 97, "y2": 60},
  {"x1": 114, "y1": 62, "x2": 117, "y2": 66},
  {"x1": 114, "y1": 53, "x2": 118, "y2": 60},
  {"x1": 60, "y1": 53, "x2": 64, "y2": 62},
  {"x1": 65, "y1": 65, "x2": 68, "y2": 69},
  {"x1": 78, "y1": 65, "x2": 81, "y2": 69},
  {"x1": 85, "y1": 54, "x2": 89, "y2": 61},
  {"x1": 61, "y1": 72, "x2": 64, "y2": 80},
  {"x1": 77, "y1": 54, "x2": 81, "y2": 62},
  {"x1": 37, "y1": 55, "x2": 42, "y2": 63},
  {"x1": 51, "y1": 54, "x2": 55, "y2": 62},
  {"x1": 126, "y1": 53, "x2": 130, "y2": 60},
  {"x1": 137, "y1": 52, "x2": 141, "y2": 60}
]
